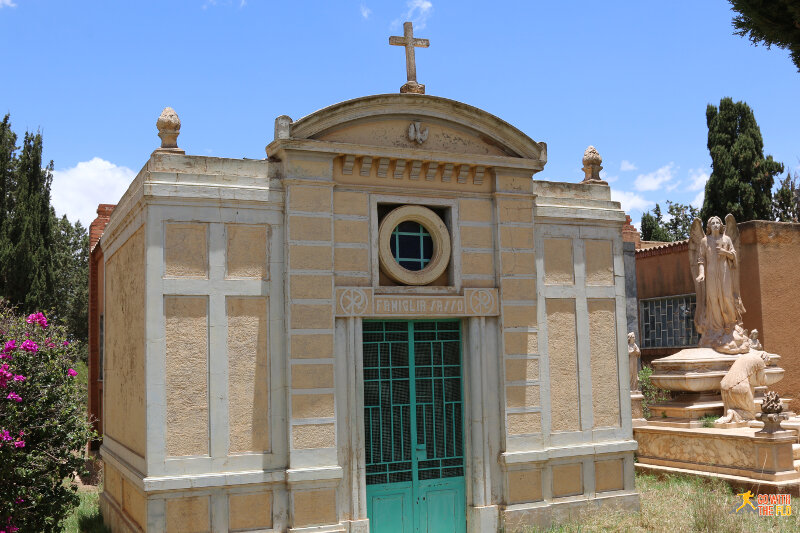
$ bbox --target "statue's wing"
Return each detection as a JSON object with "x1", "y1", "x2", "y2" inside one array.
[
  {"x1": 689, "y1": 218, "x2": 706, "y2": 334},
  {"x1": 408, "y1": 123, "x2": 416, "y2": 141},
  {"x1": 724, "y1": 213, "x2": 745, "y2": 317},
  {"x1": 688, "y1": 218, "x2": 704, "y2": 282}
]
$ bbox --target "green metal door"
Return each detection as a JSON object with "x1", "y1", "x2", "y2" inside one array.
[{"x1": 363, "y1": 321, "x2": 466, "y2": 533}]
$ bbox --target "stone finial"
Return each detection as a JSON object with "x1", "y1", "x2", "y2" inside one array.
[
  {"x1": 581, "y1": 145, "x2": 607, "y2": 184},
  {"x1": 275, "y1": 115, "x2": 292, "y2": 140},
  {"x1": 156, "y1": 107, "x2": 182, "y2": 151},
  {"x1": 756, "y1": 390, "x2": 788, "y2": 434}
]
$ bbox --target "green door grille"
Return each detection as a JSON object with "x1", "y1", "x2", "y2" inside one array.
[
  {"x1": 364, "y1": 321, "x2": 413, "y2": 485},
  {"x1": 364, "y1": 320, "x2": 465, "y2": 533}
]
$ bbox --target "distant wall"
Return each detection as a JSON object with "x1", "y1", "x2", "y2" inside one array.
[{"x1": 739, "y1": 221, "x2": 800, "y2": 406}]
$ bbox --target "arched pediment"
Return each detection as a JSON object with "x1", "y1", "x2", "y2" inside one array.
[{"x1": 287, "y1": 94, "x2": 546, "y2": 162}]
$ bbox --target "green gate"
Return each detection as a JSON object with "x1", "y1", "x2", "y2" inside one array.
[{"x1": 363, "y1": 321, "x2": 466, "y2": 533}]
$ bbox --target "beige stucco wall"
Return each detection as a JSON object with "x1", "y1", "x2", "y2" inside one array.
[
  {"x1": 103, "y1": 461, "x2": 123, "y2": 506},
  {"x1": 165, "y1": 296, "x2": 209, "y2": 457},
  {"x1": 507, "y1": 412, "x2": 541, "y2": 434},
  {"x1": 546, "y1": 299, "x2": 580, "y2": 432},
  {"x1": 543, "y1": 238, "x2": 574, "y2": 285},
  {"x1": 104, "y1": 227, "x2": 146, "y2": 457},
  {"x1": 588, "y1": 299, "x2": 620, "y2": 428},
  {"x1": 552, "y1": 463, "x2": 583, "y2": 497},
  {"x1": 505, "y1": 358, "x2": 539, "y2": 382},
  {"x1": 507, "y1": 469, "x2": 543, "y2": 504},
  {"x1": 585, "y1": 239, "x2": 614, "y2": 286},
  {"x1": 292, "y1": 423, "x2": 336, "y2": 449},
  {"x1": 227, "y1": 297, "x2": 269, "y2": 453},
  {"x1": 595, "y1": 459, "x2": 624, "y2": 492},
  {"x1": 293, "y1": 489, "x2": 337, "y2": 528},
  {"x1": 226, "y1": 224, "x2": 268, "y2": 279},
  {"x1": 165, "y1": 223, "x2": 208, "y2": 278},
  {"x1": 122, "y1": 477, "x2": 147, "y2": 529},
  {"x1": 229, "y1": 491, "x2": 272, "y2": 530},
  {"x1": 166, "y1": 496, "x2": 210, "y2": 533}
]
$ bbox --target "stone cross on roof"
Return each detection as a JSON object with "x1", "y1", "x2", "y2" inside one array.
[{"x1": 389, "y1": 21, "x2": 429, "y2": 94}]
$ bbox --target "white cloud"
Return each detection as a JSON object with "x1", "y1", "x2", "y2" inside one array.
[
  {"x1": 634, "y1": 163, "x2": 676, "y2": 192},
  {"x1": 0, "y1": 0, "x2": 17, "y2": 7},
  {"x1": 599, "y1": 170, "x2": 618, "y2": 183},
  {"x1": 51, "y1": 158, "x2": 136, "y2": 227},
  {"x1": 691, "y1": 190, "x2": 705, "y2": 208},
  {"x1": 620, "y1": 160, "x2": 637, "y2": 172},
  {"x1": 688, "y1": 167, "x2": 710, "y2": 191},
  {"x1": 399, "y1": 0, "x2": 433, "y2": 29},
  {"x1": 610, "y1": 189, "x2": 653, "y2": 214},
  {"x1": 360, "y1": 3, "x2": 371, "y2": 18}
]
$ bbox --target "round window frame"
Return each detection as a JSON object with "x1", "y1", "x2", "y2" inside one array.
[{"x1": 378, "y1": 205, "x2": 451, "y2": 286}]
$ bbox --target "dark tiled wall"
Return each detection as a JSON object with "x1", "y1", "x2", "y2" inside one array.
[{"x1": 639, "y1": 294, "x2": 698, "y2": 349}]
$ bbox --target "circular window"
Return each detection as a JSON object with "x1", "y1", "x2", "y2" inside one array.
[
  {"x1": 390, "y1": 221, "x2": 433, "y2": 271},
  {"x1": 378, "y1": 205, "x2": 451, "y2": 285}
]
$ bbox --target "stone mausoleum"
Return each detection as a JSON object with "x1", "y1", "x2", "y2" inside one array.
[{"x1": 97, "y1": 26, "x2": 639, "y2": 533}]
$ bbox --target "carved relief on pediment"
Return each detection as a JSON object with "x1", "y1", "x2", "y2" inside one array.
[{"x1": 314, "y1": 117, "x2": 513, "y2": 158}]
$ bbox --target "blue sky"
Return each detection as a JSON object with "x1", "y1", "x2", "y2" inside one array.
[{"x1": 1, "y1": 1, "x2": 798, "y2": 227}]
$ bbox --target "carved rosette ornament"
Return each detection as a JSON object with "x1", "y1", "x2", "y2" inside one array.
[
  {"x1": 581, "y1": 145, "x2": 606, "y2": 184},
  {"x1": 156, "y1": 107, "x2": 183, "y2": 152}
]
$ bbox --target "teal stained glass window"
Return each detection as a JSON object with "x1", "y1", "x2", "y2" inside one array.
[{"x1": 390, "y1": 221, "x2": 433, "y2": 271}]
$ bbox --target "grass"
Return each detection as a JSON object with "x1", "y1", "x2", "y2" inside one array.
[
  {"x1": 699, "y1": 414, "x2": 718, "y2": 428},
  {"x1": 524, "y1": 473, "x2": 800, "y2": 533},
  {"x1": 62, "y1": 487, "x2": 110, "y2": 533}
]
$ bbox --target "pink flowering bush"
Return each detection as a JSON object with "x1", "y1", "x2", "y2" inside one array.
[{"x1": 0, "y1": 301, "x2": 94, "y2": 532}]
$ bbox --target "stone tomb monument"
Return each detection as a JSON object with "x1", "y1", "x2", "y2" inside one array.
[
  {"x1": 634, "y1": 215, "x2": 800, "y2": 494},
  {"x1": 98, "y1": 23, "x2": 639, "y2": 533}
]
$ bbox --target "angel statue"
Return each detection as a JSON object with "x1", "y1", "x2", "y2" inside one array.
[{"x1": 689, "y1": 214, "x2": 751, "y2": 354}]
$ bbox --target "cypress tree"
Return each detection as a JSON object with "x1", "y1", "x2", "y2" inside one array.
[
  {"x1": 701, "y1": 98, "x2": 784, "y2": 222},
  {"x1": 0, "y1": 115, "x2": 17, "y2": 295},
  {"x1": 5, "y1": 131, "x2": 55, "y2": 313}
]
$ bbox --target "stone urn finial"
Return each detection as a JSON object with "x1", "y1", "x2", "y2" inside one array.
[
  {"x1": 756, "y1": 390, "x2": 788, "y2": 434},
  {"x1": 156, "y1": 107, "x2": 182, "y2": 150},
  {"x1": 581, "y1": 145, "x2": 607, "y2": 184}
]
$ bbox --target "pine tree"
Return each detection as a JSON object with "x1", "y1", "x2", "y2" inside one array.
[
  {"x1": 640, "y1": 204, "x2": 673, "y2": 242},
  {"x1": 5, "y1": 131, "x2": 55, "y2": 313},
  {"x1": 663, "y1": 201, "x2": 700, "y2": 240},
  {"x1": 51, "y1": 213, "x2": 89, "y2": 352},
  {"x1": 772, "y1": 171, "x2": 799, "y2": 222},
  {"x1": 729, "y1": 0, "x2": 800, "y2": 73},
  {"x1": 701, "y1": 98, "x2": 784, "y2": 222}
]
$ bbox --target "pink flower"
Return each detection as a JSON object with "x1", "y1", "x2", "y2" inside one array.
[
  {"x1": 0, "y1": 364, "x2": 12, "y2": 388},
  {"x1": 26, "y1": 312, "x2": 48, "y2": 328},
  {"x1": 13, "y1": 375, "x2": 25, "y2": 382},
  {"x1": 14, "y1": 498, "x2": 23, "y2": 504},
  {"x1": 67, "y1": 368, "x2": 78, "y2": 377},
  {"x1": 20, "y1": 340, "x2": 38, "y2": 353},
  {"x1": 1, "y1": 339, "x2": 16, "y2": 354},
  {"x1": 6, "y1": 392, "x2": 21, "y2": 402},
  {"x1": 45, "y1": 338, "x2": 56, "y2": 349},
  {"x1": 0, "y1": 429, "x2": 11, "y2": 441},
  {"x1": 13, "y1": 439, "x2": 24, "y2": 448},
  {"x1": 63, "y1": 340, "x2": 70, "y2": 347}
]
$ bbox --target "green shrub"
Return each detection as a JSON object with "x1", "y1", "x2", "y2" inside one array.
[
  {"x1": 0, "y1": 301, "x2": 95, "y2": 532},
  {"x1": 639, "y1": 365, "x2": 671, "y2": 419}
]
